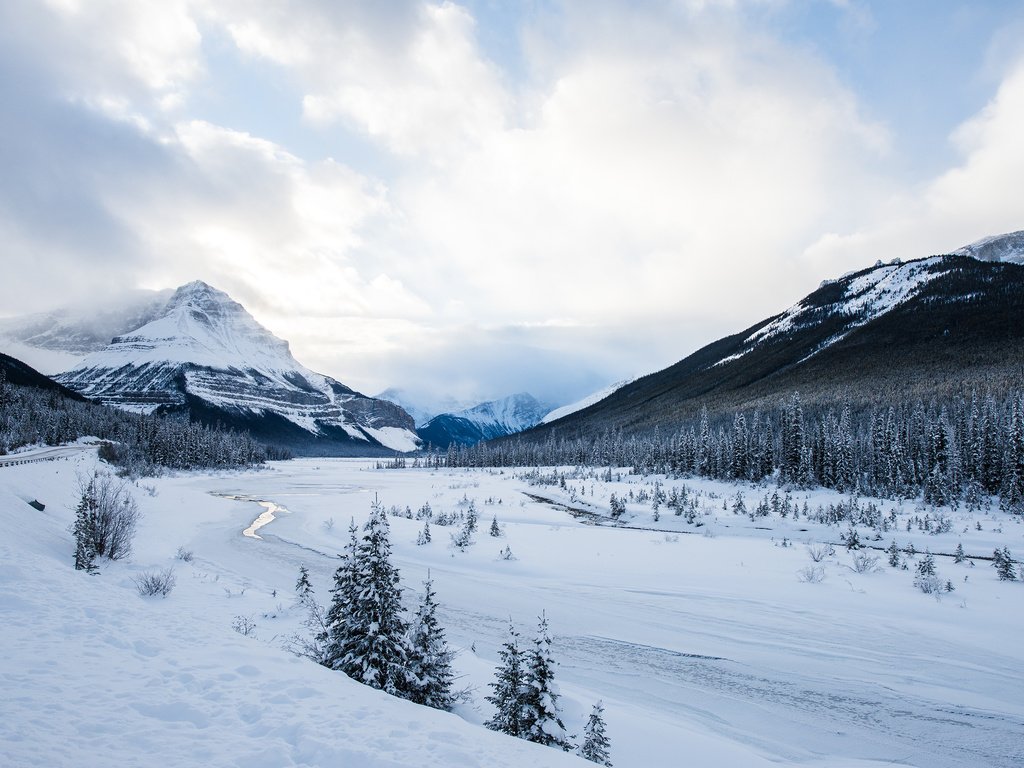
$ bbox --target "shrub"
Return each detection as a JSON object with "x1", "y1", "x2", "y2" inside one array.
[
  {"x1": 806, "y1": 543, "x2": 833, "y2": 563},
  {"x1": 133, "y1": 568, "x2": 176, "y2": 597},
  {"x1": 850, "y1": 553, "x2": 880, "y2": 574},
  {"x1": 797, "y1": 565, "x2": 825, "y2": 583},
  {"x1": 232, "y1": 615, "x2": 257, "y2": 637},
  {"x1": 175, "y1": 546, "x2": 194, "y2": 563}
]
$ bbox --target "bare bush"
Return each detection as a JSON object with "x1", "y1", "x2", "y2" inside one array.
[
  {"x1": 133, "y1": 568, "x2": 176, "y2": 597},
  {"x1": 797, "y1": 565, "x2": 826, "y2": 583},
  {"x1": 79, "y1": 471, "x2": 140, "y2": 561},
  {"x1": 175, "y1": 546, "x2": 194, "y2": 563},
  {"x1": 850, "y1": 553, "x2": 880, "y2": 574},
  {"x1": 806, "y1": 543, "x2": 834, "y2": 563},
  {"x1": 232, "y1": 615, "x2": 257, "y2": 637}
]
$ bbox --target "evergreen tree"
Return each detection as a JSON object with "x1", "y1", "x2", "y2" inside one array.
[
  {"x1": 485, "y1": 621, "x2": 526, "y2": 737},
  {"x1": 521, "y1": 614, "x2": 573, "y2": 751},
  {"x1": 916, "y1": 551, "x2": 936, "y2": 577},
  {"x1": 489, "y1": 516, "x2": 502, "y2": 537},
  {"x1": 72, "y1": 479, "x2": 99, "y2": 573},
  {"x1": 579, "y1": 700, "x2": 612, "y2": 766},
  {"x1": 404, "y1": 574, "x2": 455, "y2": 710},
  {"x1": 324, "y1": 520, "x2": 361, "y2": 670},
  {"x1": 993, "y1": 547, "x2": 1017, "y2": 581},
  {"x1": 886, "y1": 540, "x2": 900, "y2": 568},
  {"x1": 953, "y1": 542, "x2": 965, "y2": 564},
  {"x1": 340, "y1": 503, "x2": 409, "y2": 693}
]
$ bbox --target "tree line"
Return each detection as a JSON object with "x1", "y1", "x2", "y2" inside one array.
[
  {"x1": 434, "y1": 390, "x2": 1024, "y2": 512},
  {"x1": 0, "y1": 372, "x2": 271, "y2": 472}
]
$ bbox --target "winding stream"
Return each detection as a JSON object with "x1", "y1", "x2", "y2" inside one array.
[{"x1": 212, "y1": 493, "x2": 292, "y2": 539}]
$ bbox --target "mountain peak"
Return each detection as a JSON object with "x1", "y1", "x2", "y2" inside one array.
[{"x1": 953, "y1": 230, "x2": 1024, "y2": 265}]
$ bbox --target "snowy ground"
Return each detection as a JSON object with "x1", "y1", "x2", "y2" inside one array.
[{"x1": 2, "y1": 451, "x2": 1023, "y2": 767}]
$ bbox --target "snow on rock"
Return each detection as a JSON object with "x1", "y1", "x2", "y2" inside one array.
[
  {"x1": 452, "y1": 393, "x2": 550, "y2": 435},
  {"x1": 713, "y1": 257, "x2": 951, "y2": 368},
  {"x1": 53, "y1": 281, "x2": 418, "y2": 452},
  {"x1": 542, "y1": 380, "x2": 634, "y2": 424},
  {"x1": 953, "y1": 229, "x2": 1024, "y2": 265}
]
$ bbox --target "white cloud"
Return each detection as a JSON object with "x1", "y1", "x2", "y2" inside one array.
[
  {"x1": 3, "y1": 1, "x2": 1021, "y2": 406},
  {"x1": 215, "y1": 0, "x2": 510, "y2": 160},
  {"x1": 804, "y1": 55, "x2": 1024, "y2": 273}
]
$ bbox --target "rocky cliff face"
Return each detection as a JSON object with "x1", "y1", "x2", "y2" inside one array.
[{"x1": 54, "y1": 281, "x2": 418, "y2": 454}]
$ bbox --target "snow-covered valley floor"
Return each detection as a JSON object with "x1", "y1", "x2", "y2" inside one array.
[{"x1": 2, "y1": 452, "x2": 1023, "y2": 767}]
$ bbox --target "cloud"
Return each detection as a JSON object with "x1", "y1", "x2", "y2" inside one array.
[
  {"x1": 2, "y1": 1, "x2": 1021, "y2": 409},
  {"x1": 804, "y1": 54, "x2": 1024, "y2": 272},
  {"x1": 213, "y1": 0, "x2": 510, "y2": 160}
]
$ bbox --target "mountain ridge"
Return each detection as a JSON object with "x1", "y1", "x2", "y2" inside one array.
[
  {"x1": 52, "y1": 281, "x2": 418, "y2": 455},
  {"x1": 525, "y1": 231, "x2": 1024, "y2": 440}
]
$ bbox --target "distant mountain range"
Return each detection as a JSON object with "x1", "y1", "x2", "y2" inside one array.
[
  {"x1": 27, "y1": 281, "x2": 420, "y2": 455},
  {"x1": 525, "y1": 230, "x2": 1024, "y2": 440},
  {"x1": 416, "y1": 392, "x2": 551, "y2": 449}
]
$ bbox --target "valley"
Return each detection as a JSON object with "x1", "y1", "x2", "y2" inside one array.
[{"x1": 3, "y1": 452, "x2": 1022, "y2": 767}]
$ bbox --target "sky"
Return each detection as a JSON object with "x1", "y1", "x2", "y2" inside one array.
[{"x1": 1, "y1": 0, "x2": 1023, "y2": 409}]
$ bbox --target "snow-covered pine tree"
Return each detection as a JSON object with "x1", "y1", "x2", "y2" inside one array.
[
  {"x1": 579, "y1": 700, "x2": 612, "y2": 766},
  {"x1": 485, "y1": 620, "x2": 526, "y2": 737},
  {"x1": 993, "y1": 547, "x2": 1017, "y2": 581},
  {"x1": 403, "y1": 574, "x2": 455, "y2": 710},
  {"x1": 72, "y1": 479, "x2": 99, "y2": 572},
  {"x1": 521, "y1": 613, "x2": 573, "y2": 751},
  {"x1": 323, "y1": 519, "x2": 360, "y2": 670},
  {"x1": 886, "y1": 540, "x2": 900, "y2": 568},
  {"x1": 339, "y1": 503, "x2": 408, "y2": 694},
  {"x1": 490, "y1": 515, "x2": 501, "y2": 537}
]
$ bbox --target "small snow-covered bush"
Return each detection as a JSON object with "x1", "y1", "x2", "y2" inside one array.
[
  {"x1": 232, "y1": 615, "x2": 257, "y2": 637},
  {"x1": 175, "y1": 546, "x2": 194, "y2": 562},
  {"x1": 915, "y1": 575, "x2": 943, "y2": 595},
  {"x1": 133, "y1": 568, "x2": 176, "y2": 597},
  {"x1": 806, "y1": 543, "x2": 833, "y2": 563},
  {"x1": 850, "y1": 553, "x2": 880, "y2": 574},
  {"x1": 797, "y1": 566, "x2": 826, "y2": 584}
]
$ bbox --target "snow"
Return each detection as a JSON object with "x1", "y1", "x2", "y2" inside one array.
[
  {"x1": 53, "y1": 282, "x2": 419, "y2": 452},
  {"x1": 713, "y1": 257, "x2": 950, "y2": 368},
  {"x1": 953, "y1": 230, "x2": 1024, "y2": 265},
  {"x1": 542, "y1": 380, "x2": 634, "y2": 424},
  {"x1": 448, "y1": 393, "x2": 549, "y2": 433},
  {"x1": 3, "y1": 453, "x2": 1023, "y2": 767}
]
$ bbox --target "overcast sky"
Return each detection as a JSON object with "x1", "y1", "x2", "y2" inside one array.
[{"x1": 1, "y1": 0, "x2": 1023, "y2": 407}]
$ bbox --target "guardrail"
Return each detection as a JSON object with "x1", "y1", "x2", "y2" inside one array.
[{"x1": 0, "y1": 455, "x2": 60, "y2": 468}]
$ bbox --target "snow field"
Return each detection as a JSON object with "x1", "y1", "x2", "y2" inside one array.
[{"x1": 3, "y1": 455, "x2": 1024, "y2": 767}]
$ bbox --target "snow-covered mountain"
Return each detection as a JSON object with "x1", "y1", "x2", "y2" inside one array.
[
  {"x1": 520, "y1": 230, "x2": 1024, "y2": 439},
  {"x1": 54, "y1": 281, "x2": 418, "y2": 455},
  {"x1": 417, "y1": 392, "x2": 550, "y2": 449},
  {"x1": 953, "y1": 229, "x2": 1024, "y2": 265},
  {"x1": 541, "y1": 379, "x2": 634, "y2": 425},
  {"x1": 375, "y1": 387, "x2": 475, "y2": 429},
  {"x1": 0, "y1": 289, "x2": 173, "y2": 374}
]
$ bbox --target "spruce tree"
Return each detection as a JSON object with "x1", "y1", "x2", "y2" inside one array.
[
  {"x1": 490, "y1": 515, "x2": 502, "y2": 537},
  {"x1": 324, "y1": 520, "x2": 360, "y2": 670},
  {"x1": 485, "y1": 621, "x2": 526, "y2": 737},
  {"x1": 579, "y1": 700, "x2": 612, "y2": 766},
  {"x1": 404, "y1": 574, "x2": 455, "y2": 710},
  {"x1": 886, "y1": 540, "x2": 900, "y2": 568},
  {"x1": 521, "y1": 614, "x2": 573, "y2": 751},
  {"x1": 340, "y1": 503, "x2": 409, "y2": 694},
  {"x1": 72, "y1": 479, "x2": 99, "y2": 573},
  {"x1": 953, "y1": 543, "x2": 965, "y2": 564},
  {"x1": 993, "y1": 547, "x2": 1017, "y2": 581}
]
